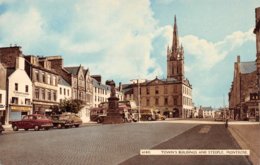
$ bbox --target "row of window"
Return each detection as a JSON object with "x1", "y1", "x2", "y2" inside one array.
[
  {"x1": 94, "y1": 87, "x2": 109, "y2": 95},
  {"x1": 183, "y1": 86, "x2": 192, "y2": 96},
  {"x1": 34, "y1": 70, "x2": 57, "y2": 86},
  {"x1": 11, "y1": 97, "x2": 31, "y2": 105},
  {"x1": 94, "y1": 96, "x2": 107, "y2": 102},
  {"x1": 60, "y1": 87, "x2": 70, "y2": 96},
  {"x1": 141, "y1": 86, "x2": 178, "y2": 95},
  {"x1": 15, "y1": 83, "x2": 29, "y2": 93},
  {"x1": 35, "y1": 88, "x2": 57, "y2": 101},
  {"x1": 143, "y1": 97, "x2": 178, "y2": 106},
  {"x1": 183, "y1": 96, "x2": 192, "y2": 106}
]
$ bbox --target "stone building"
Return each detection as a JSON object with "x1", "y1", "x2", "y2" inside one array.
[
  {"x1": 229, "y1": 7, "x2": 260, "y2": 121},
  {"x1": 24, "y1": 55, "x2": 59, "y2": 115},
  {"x1": 0, "y1": 63, "x2": 6, "y2": 124},
  {"x1": 92, "y1": 75, "x2": 111, "y2": 108},
  {"x1": 0, "y1": 46, "x2": 33, "y2": 124},
  {"x1": 58, "y1": 77, "x2": 72, "y2": 103},
  {"x1": 123, "y1": 17, "x2": 193, "y2": 118},
  {"x1": 45, "y1": 56, "x2": 93, "y2": 122}
]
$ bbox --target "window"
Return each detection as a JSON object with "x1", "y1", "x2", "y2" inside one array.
[
  {"x1": 67, "y1": 89, "x2": 69, "y2": 96},
  {"x1": 35, "y1": 88, "x2": 39, "y2": 99},
  {"x1": 164, "y1": 97, "x2": 168, "y2": 105},
  {"x1": 25, "y1": 99, "x2": 31, "y2": 105},
  {"x1": 146, "y1": 98, "x2": 150, "y2": 106},
  {"x1": 48, "y1": 90, "x2": 51, "y2": 100},
  {"x1": 11, "y1": 97, "x2": 18, "y2": 104},
  {"x1": 174, "y1": 98, "x2": 177, "y2": 105},
  {"x1": 155, "y1": 98, "x2": 159, "y2": 105},
  {"x1": 0, "y1": 94, "x2": 2, "y2": 103},
  {"x1": 64, "y1": 88, "x2": 66, "y2": 95},
  {"x1": 42, "y1": 89, "x2": 45, "y2": 100},
  {"x1": 53, "y1": 91, "x2": 57, "y2": 101},
  {"x1": 42, "y1": 73, "x2": 45, "y2": 83},
  {"x1": 146, "y1": 87, "x2": 150, "y2": 95},
  {"x1": 35, "y1": 71, "x2": 39, "y2": 81},
  {"x1": 60, "y1": 88, "x2": 62, "y2": 95},
  {"x1": 155, "y1": 86, "x2": 159, "y2": 95},
  {"x1": 25, "y1": 85, "x2": 29, "y2": 92},
  {"x1": 15, "y1": 83, "x2": 18, "y2": 91}
]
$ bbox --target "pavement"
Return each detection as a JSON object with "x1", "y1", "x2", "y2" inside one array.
[
  {"x1": 229, "y1": 124, "x2": 260, "y2": 165},
  {"x1": 120, "y1": 124, "x2": 252, "y2": 165}
]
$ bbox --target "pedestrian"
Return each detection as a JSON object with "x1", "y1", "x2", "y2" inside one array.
[{"x1": 225, "y1": 118, "x2": 228, "y2": 128}]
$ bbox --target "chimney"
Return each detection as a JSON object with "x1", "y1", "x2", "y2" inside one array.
[
  {"x1": 16, "y1": 56, "x2": 25, "y2": 70},
  {"x1": 237, "y1": 55, "x2": 240, "y2": 63}
]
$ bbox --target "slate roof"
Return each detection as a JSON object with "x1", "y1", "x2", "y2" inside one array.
[
  {"x1": 239, "y1": 61, "x2": 256, "y2": 74},
  {"x1": 59, "y1": 77, "x2": 71, "y2": 87},
  {"x1": 64, "y1": 66, "x2": 80, "y2": 75},
  {"x1": 92, "y1": 79, "x2": 110, "y2": 91}
]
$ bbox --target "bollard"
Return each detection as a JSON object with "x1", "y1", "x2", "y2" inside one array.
[{"x1": 225, "y1": 119, "x2": 228, "y2": 128}]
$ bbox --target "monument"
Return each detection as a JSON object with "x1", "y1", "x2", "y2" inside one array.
[{"x1": 103, "y1": 80, "x2": 124, "y2": 124}]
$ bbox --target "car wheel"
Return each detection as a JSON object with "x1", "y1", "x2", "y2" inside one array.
[
  {"x1": 75, "y1": 124, "x2": 79, "y2": 128},
  {"x1": 148, "y1": 116, "x2": 152, "y2": 121},
  {"x1": 44, "y1": 127, "x2": 49, "y2": 131},
  {"x1": 97, "y1": 118, "x2": 101, "y2": 123},
  {"x1": 13, "y1": 125, "x2": 18, "y2": 131},
  {"x1": 0, "y1": 130, "x2": 2, "y2": 134},
  {"x1": 34, "y1": 125, "x2": 40, "y2": 131}
]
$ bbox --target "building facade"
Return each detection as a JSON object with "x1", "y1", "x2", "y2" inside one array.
[
  {"x1": 229, "y1": 7, "x2": 260, "y2": 121},
  {"x1": 7, "y1": 56, "x2": 33, "y2": 122},
  {"x1": 0, "y1": 63, "x2": 6, "y2": 124},
  {"x1": 123, "y1": 17, "x2": 193, "y2": 118},
  {"x1": 24, "y1": 56, "x2": 59, "y2": 115},
  {"x1": 58, "y1": 77, "x2": 72, "y2": 102},
  {"x1": 92, "y1": 75, "x2": 111, "y2": 108}
]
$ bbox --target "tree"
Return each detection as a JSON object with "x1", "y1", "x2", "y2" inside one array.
[{"x1": 59, "y1": 99, "x2": 85, "y2": 114}]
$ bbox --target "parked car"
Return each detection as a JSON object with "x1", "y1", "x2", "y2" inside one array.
[
  {"x1": 90, "y1": 107, "x2": 107, "y2": 123},
  {"x1": 0, "y1": 122, "x2": 4, "y2": 134},
  {"x1": 140, "y1": 108, "x2": 156, "y2": 121},
  {"x1": 11, "y1": 114, "x2": 53, "y2": 131},
  {"x1": 51, "y1": 114, "x2": 74, "y2": 129},
  {"x1": 60, "y1": 113, "x2": 82, "y2": 127},
  {"x1": 153, "y1": 110, "x2": 166, "y2": 120}
]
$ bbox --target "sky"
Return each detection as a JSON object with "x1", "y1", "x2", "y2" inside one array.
[{"x1": 0, "y1": 0, "x2": 260, "y2": 108}]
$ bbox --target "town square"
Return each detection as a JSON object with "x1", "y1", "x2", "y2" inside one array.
[{"x1": 0, "y1": 1, "x2": 260, "y2": 165}]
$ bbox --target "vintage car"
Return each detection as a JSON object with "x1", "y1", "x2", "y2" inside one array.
[
  {"x1": 60, "y1": 112, "x2": 82, "y2": 127},
  {"x1": 140, "y1": 108, "x2": 156, "y2": 121},
  {"x1": 11, "y1": 114, "x2": 53, "y2": 131},
  {"x1": 0, "y1": 122, "x2": 4, "y2": 134},
  {"x1": 51, "y1": 114, "x2": 74, "y2": 129}
]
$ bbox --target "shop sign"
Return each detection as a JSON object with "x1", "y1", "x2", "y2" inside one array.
[{"x1": 10, "y1": 105, "x2": 32, "y2": 112}]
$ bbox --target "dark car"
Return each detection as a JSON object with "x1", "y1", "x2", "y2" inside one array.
[
  {"x1": 0, "y1": 122, "x2": 4, "y2": 134},
  {"x1": 90, "y1": 107, "x2": 107, "y2": 123},
  {"x1": 60, "y1": 113, "x2": 82, "y2": 127},
  {"x1": 12, "y1": 114, "x2": 53, "y2": 131},
  {"x1": 51, "y1": 114, "x2": 74, "y2": 129},
  {"x1": 140, "y1": 108, "x2": 156, "y2": 121}
]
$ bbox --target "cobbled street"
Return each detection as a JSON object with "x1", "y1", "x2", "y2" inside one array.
[{"x1": 0, "y1": 123, "x2": 197, "y2": 165}]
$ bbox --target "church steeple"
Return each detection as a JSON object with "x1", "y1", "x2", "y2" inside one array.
[
  {"x1": 172, "y1": 15, "x2": 179, "y2": 52},
  {"x1": 167, "y1": 16, "x2": 184, "y2": 81}
]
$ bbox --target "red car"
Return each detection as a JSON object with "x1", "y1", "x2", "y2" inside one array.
[{"x1": 12, "y1": 114, "x2": 53, "y2": 131}]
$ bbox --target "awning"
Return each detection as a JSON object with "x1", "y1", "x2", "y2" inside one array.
[{"x1": 10, "y1": 105, "x2": 32, "y2": 112}]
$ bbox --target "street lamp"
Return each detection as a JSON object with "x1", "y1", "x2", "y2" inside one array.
[{"x1": 130, "y1": 78, "x2": 145, "y2": 122}]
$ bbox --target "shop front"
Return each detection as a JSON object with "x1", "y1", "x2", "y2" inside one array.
[{"x1": 9, "y1": 105, "x2": 32, "y2": 122}]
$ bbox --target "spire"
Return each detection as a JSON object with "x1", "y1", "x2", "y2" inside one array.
[{"x1": 172, "y1": 15, "x2": 179, "y2": 52}]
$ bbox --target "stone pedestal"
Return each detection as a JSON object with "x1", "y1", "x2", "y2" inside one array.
[{"x1": 103, "y1": 93, "x2": 124, "y2": 124}]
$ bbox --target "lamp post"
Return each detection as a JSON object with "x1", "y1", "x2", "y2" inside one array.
[{"x1": 130, "y1": 78, "x2": 145, "y2": 122}]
